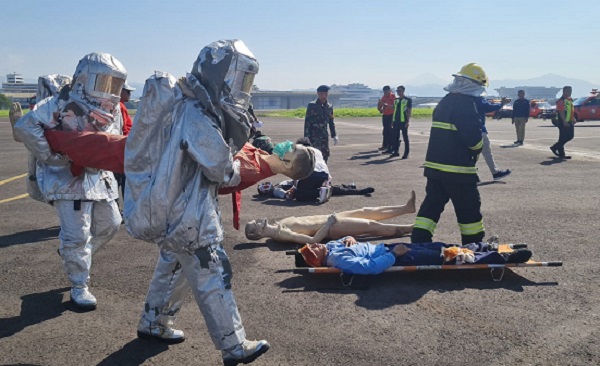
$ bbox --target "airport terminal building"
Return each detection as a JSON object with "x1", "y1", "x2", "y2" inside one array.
[{"x1": 1, "y1": 73, "x2": 37, "y2": 105}]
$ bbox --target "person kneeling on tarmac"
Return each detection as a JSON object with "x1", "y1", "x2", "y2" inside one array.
[{"x1": 259, "y1": 137, "x2": 374, "y2": 204}]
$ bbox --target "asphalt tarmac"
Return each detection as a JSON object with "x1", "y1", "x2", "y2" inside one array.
[{"x1": 0, "y1": 116, "x2": 599, "y2": 366}]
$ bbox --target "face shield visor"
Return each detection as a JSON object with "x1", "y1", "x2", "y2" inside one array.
[
  {"x1": 223, "y1": 40, "x2": 258, "y2": 109},
  {"x1": 87, "y1": 73, "x2": 125, "y2": 102}
]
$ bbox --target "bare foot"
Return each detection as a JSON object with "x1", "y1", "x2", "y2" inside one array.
[
  {"x1": 395, "y1": 224, "x2": 414, "y2": 237},
  {"x1": 406, "y1": 190, "x2": 416, "y2": 214}
]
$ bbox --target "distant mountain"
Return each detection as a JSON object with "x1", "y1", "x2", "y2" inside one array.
[
  {"x1": 404, "y1": 73, "x2": 448, "y2": 86},
  {"x1": 489, "y1": 74, "x2": 598, "y2": 97},
  {"x1": 405, "y1": 73, "x2": 599, "y2": 98}
]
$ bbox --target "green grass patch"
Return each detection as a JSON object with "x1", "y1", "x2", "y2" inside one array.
[
  {"x1": 0, "y1": 110, "x2": 11, "y2": 118},
  {"x1": 257, "y1": 108, "x2": 434, "y2": 118}
]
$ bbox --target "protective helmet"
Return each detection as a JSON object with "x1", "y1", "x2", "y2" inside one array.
[
  {"x1": 257, "y1": 182, "x2": 274, "y2": 195},
  {"x1": 192, "y1": 40, "x2": 259, "y2": 110},
  {"x1": 191, "y1": 40, "x2": 259, "y2": 151},
  {"x1": 453, "y1": 63, "x2": 488, "y2": 87},
  {"x1": 72, "y1": 52, "x2": 127, "y2": 104}
]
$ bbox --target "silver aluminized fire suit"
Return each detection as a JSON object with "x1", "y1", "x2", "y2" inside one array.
[
  {"x1": 14, "y1": 53, "x2": 125, "y2": 293},
  {"x1": 126, "y1": 40, "x2": 258, "y2": 351},
  {"x1": 26, "y1": 74, "x2": 73, "y2": 202}
]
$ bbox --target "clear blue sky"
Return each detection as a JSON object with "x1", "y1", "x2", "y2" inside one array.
[{"x1": 2, "y1": 0, "x2": 599, "y2": 91}]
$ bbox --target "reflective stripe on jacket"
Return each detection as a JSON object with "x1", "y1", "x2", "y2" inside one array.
[
  {"x1": 423, "y1": 93, "x2": 482, "y2": 184},
  {"x1": 393, "y1": 97, "x2": 411, "y2": 123},
  {"x1": 565, "y1": 98, "x2": 574, "y2": 122}
]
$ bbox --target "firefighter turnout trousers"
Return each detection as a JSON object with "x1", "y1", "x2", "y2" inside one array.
[{"x1": 411, "y1": 178, "x2": 484, "y2": 245}]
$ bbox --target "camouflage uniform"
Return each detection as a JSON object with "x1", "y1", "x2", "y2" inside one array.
[{"x1": 304, "y1": 99, "x2": 336, "y2": 162}]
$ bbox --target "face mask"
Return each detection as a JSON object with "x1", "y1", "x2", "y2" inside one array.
[{"x1": 273, "y1": 141, "x2": 294, "y2": 160}]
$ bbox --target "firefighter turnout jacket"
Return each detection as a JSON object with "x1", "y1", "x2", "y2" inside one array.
[{"x1": 424, "y1": 93, "x2": 483, "y2": 184}]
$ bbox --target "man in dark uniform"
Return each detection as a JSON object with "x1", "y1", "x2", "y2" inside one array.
[
  {"x1": 411, "y1": 63, "x2": 487, "y2": 245},
  {"x1": 304, "y1": 85, "x2": 338, "y2": 162}
]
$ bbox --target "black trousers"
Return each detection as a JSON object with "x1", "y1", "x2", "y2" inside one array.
[
  {"x1": 391, "y1": 122, "x2": 409, "y2": 157},
  {"x1": 295, "y1": 171, "x2": 329, "y2": 201},
  {"x1": 114, "y1": 173, "x2": 126, "y2": 198},
  {"x1": 382, "y1": 114, "x2": 393, "y2": 148},
  {"x1": 331, "y1": 184, "x2": 373, "y2": 196},
  {"x1": 553, "y1": 123, "x2": 574, "y2": 156},
  {"x1": 411, "y1": 178, "x2": 484, "y2": 245}
]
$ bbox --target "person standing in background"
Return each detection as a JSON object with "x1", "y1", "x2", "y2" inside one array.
[
  {"x1": 550, "y1": 86, "x2": 576, "y2": 159},
  {"x1": 304, "y1": 85, "x2": 338, "y2": 162},
  {"x1": 115, "y1": 82, "x2": 135, "y2": 200},
  {"x1": 512, "y1": 90, "x2": 530, "y2": 146},
  {"x1": 377, "y1": 85, "x2": 395, "y2": 152},
  {"x1": 120, "y1": 82, "x2": 135, "y2": 136},
  {"x1": 391, "y1": 85, "x2": 412, "y2": 158}
]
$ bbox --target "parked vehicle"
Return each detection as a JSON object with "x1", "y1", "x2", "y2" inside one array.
[
  {"x1": 530, "y1": 100, "x2": 554, "y2": 118},
  {"x1": 484, "y1": 99, "x2": 513, "y2": 119},
  {"x1": 573, "y1": 89, "x2": 600, "y2": 122},
  {"x1": 485, "y1": 98, "x2": 558, "y2": 120},
  {"x1": 540, "y1": 106, "x2": 556, "y2": 120}
]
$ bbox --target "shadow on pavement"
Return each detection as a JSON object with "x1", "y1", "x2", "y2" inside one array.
[
  {"x1": 256, "y1": 199, "x2": 319, "y2": 207},
  {"x1": 349, "y1": 151, "x2": 382, "y2": 160},
  {"x1": 251, "y1": 194, "x2": 319, "y2": 207},
  {"x1": 0, "y1": 226, "x2": 60, "y2": 249},
  {"x1": 540, "y1": 157, "x2": 568, "y2": 166},
  {"x1": 478, "y1": 180, "x2": 507, "y2": 186},
  {"x1": 277, "y1": 269, "x2": 558, "y2": 310},
  {"x1": 234, "y1": 239, "x2": 298, "y2": 253},
  {"x1": 0, "y1": 287, "x2": 69, "y2": 339},
  {"x1": 360, "y1": 156, "x2": 403, "y2": 165},
  {"x1": 96, "y1": 338, "x2": 169, "y2": 366}
]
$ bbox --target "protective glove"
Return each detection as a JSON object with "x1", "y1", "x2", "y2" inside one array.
[
  {"x1": 45, "y1": 153, "x2": 70, "y2": 167},
  {"x1": 333, "y1": 136, "x2": 339, "y2": 146},
  {"x1": 227, "y1": 138, "x2": 240, "y2": 156},
  {"x1": 9, "y1": 102, "x2": 23, "y2": 142},
  {"x1": 226, "y1": 159, "x2": 242, "y2": 187}
]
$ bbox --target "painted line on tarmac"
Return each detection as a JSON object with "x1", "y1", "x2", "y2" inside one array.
[
  {"x1": 0, "y1": 193, "x2": 29, "y2": 204},
  {"x1": 337, "y1": 121, "x2": 600, "y2": 160},
  {"x1": 0, "y1": 173, "x2": 27, "y2": 186},
  {"x1": 491, "y1": 140, "x2": 600, "y2": 160}
]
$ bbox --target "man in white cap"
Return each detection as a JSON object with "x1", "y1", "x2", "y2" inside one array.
[
  {"x1": 120, "y1": 82, "x2": 135, "y2": 136},
  {"x1": 114, "y1": 82, "x2": 135, "y2": 202}
]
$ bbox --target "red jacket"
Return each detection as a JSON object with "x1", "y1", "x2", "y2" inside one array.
[{"x1": 120, "y1": 102, "x2": 132, "y2": 135}]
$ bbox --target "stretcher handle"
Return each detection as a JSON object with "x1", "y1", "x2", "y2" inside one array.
[{"x1": 547, "y1": 261, "x2": 563, "y2": 267}]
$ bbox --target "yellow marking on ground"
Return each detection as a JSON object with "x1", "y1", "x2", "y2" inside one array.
[
  {"x1": 0, "y1": 173, "x2": 27, "y2": 186},
  {"x1": 0, "y1": 193, "x2": 29, "y2": 204}
]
